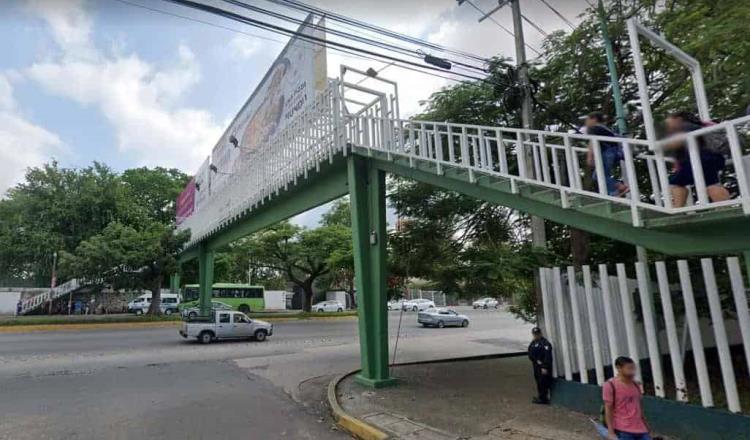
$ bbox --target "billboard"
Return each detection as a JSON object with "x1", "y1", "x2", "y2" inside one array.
[
  {"x1": 211, "y1": 15, "x2": 327, "y2": 193},
  {"x1": 178, "y1": 15, "x2": 327, "y2": 232},
  {"x1": 193, "y1": 157, "x2": 211, "y2": 214},
  {"x1": 175, "y1": 177, "x2": 195, "y2": 225}
]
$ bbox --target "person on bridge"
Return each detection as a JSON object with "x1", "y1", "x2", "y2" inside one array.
[
  {"x1": 597, "y1": 356, "x2": 652, "y2": 440},
  {"x1": 528, "y1": 326, "x2": 553, "y2": 405},
  {"x1": 664, "y1": 111, "x2": 730, "y2": 207},
  {"x1": 584, "y1": 112, "x2": 629, "y2": 197}
]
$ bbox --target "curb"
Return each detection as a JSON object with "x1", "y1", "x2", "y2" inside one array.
[
  {"x1": 328, "y1": 370, "x2": 390, "y2": 440},
  {"x1": 327, "y1": 352, "x2": 526, "y2": 440}
]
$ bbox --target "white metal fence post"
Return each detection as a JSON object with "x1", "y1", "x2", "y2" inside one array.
[
  {"x1": 553, "y1": 267, "x2": 573, "y2": 380},
  {"x1": 599, "y1": 264, "x2": 620, "y2": 366},
  {"x1": 727, "y1": 257, "x2": 750, "y2": 378},
  {"x1": 635, "y1": 262, "x2": 665, "y2": 398},
  {"x1": 583, "y1": 265, "x2": 605, "y2": 385},
  {"x1": 616, "y1": 263, "x2": 641, "y2": 382},
  {"x1": 568, "y1": 266, "x2": 588, "y2": 383},
  {"x1": 700, "y1": 259, "x2": 741, "y2": 413},
  {"x1": 654, "y1": 261, "x2": 688, "y2": 402},
  {"x1": 677, "y1": 260, "x2": 714, "y2": 407}
]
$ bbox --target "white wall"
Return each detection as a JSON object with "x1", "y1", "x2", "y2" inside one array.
[
  {"x1": 326, "y1": 291, "x2": 349, "y2": 309},
  {"x1": 0, "y1": 292, "x2": 22, "y2": 315},
  {"x1": 264, "y1": 290, "x2": 287, "y2": 310}
]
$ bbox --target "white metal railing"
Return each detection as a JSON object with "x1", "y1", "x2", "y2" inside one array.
[
  {"x1": 179, "y1": 73, "x2": 750, "y2": 248},
  {"x1": 540, "y1": 257, "x2": 750, "y2": 413},
  {"x1": 348, "y1": 113, "x2": 750, "y2": 224},
  {"x1": 180, "y1": 80, "x2": 345, "y2": 246},
  {"x1": 20, "y1": 278, "x2": 81, "y2": 315}
]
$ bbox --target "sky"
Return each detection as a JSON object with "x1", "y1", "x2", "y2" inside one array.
[{"x1": 0, "y1": 0, "x2": 590, "y2": 226}]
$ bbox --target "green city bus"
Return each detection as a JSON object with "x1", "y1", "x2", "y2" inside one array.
[{"x1": 181, "y1": 283, "x2": 265, "y2": 313}]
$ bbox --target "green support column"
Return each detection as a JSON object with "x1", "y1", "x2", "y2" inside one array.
[
  {"x1": 348, "y1": 156, "x2": 396, "y2": 388},
  {"x1": 169, "y1": 272, "x2": 181, "y2": 293},
  {"x1": 744, "y1": 251, "x2": 750, "y2": 286},
  {"x1": 198, "y1": 242, "x2": 214, "y2": 317}
]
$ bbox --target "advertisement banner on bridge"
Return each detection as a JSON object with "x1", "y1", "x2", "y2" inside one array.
[
  {"x1": 175, "y1": 177, "x2": 195, "y2": 225},
  {"x1": 193, "y1": 156, "x2": 211, "y2": 214},
  {"x1": 209, "y1": 14, "x2": 327, "y2": 197}
]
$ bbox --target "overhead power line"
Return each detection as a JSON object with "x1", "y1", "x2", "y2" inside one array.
[
  {"x1": 159, "y1": 0, "x2": 514, "y2": 87},
  {"x1": 221, "y1": 0, "x2": 487, "y2": 74},
  {"x1": 115, "y1": 0, "x2": 489, "y2": 87},
  {"x1": 462, "y1": 0, "x2": 542, "y2": 57},
  {"x1": 522, "y1": 14, "x2": 549, "y2": 37},
  {"x1": 537, "y1": 0, "x2": 577, "y2": 30},
  {"x1": 265, "y1": 0, "x2": 490, "y2": 65}
]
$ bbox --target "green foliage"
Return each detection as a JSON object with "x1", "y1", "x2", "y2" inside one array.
[
  {"x1": 0, "y1": 161, "x2": 189, "y2": 294},
  {"x1": 231, "y1": 211, "x2": 353, "y2": 311},
  {"x1": 60, "y1": 221, "x2": 189, "y2": 314}
]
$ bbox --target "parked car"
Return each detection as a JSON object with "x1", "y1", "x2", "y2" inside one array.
[
  {"x1": 180, "y1": 300, "x2": 233, "y2": 319},
  {"x1": 402, "y1": 298, "x2": 435, "y2": 312},
  {"x1": 180, "y1": 310, "x2": 272, "y2": 344},
  {"x1": 127, "y1": 293, "x2": 181, "y2": 315},
  {"x1": 472, "y1": 297, "x2": 499, "y2": 309},
  {"x1": 387, "y1": 299, "x2": 406, "y2": 311},
  {"x1": 418, "y1": 308, "x2": 470, "y2": 328},
  {"x1": 312, "y1": 300, "x2": 344, "y2": 312}
]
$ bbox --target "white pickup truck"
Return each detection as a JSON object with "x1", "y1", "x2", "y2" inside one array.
[{"x1": 179, "y1": 310, "x2": 273, "y2": 344}]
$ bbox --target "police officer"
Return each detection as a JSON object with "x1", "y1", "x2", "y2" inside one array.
[{"x1": 528, "y1": 326, "x2": 553, "y2": 404}]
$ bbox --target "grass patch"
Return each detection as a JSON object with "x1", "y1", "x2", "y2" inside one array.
[
  {"x1": 0, "y1": 310, "x2": 358, "y2": 327},
  {"x1": 0, "y1": 314, "x2": 181, "y2": 326}
]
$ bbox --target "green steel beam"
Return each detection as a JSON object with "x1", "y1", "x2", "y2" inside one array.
[
  {"x1": 348, "y1": 156, "x2": 395, "y2": 388},
  {"x1": 365, "y1": 152, "x2": 750, "y2": 256},
  {"x1": 177, "y1": 159, "x2": 349, "y2": 262},
  {"x1": 198, "y1": 242, "x2": 214, "y2": 316},
  {"x1": 169, "y1": 273, "x2": 181, "y2": 293}
]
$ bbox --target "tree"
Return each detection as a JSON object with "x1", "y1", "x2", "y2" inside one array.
[
  {"x1": 0, "y1": 162, "x2": 189, "y2": 289},
  {"x1": 60, "y1": 222, "x2": 190, "y2": 315},
  {"x1": 241, "y1": 222, "x2": 351, "y2": 311},
  {"x1": 121, "y1": 167, "x2": 190, "y2": 225}
]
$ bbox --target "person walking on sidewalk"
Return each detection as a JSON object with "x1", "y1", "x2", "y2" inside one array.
[
  {"x1": 528, "y1": 326, "x2": 553, "y2": 404},
  {"x1": 597, "y1": 356, "x2": 652, "y2": 440}
]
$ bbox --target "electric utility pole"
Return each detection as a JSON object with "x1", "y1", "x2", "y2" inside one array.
[
  {"x1": 467, "y1": 0, "x2": 546, "y2": 250},
  {"x1": 462, "y1": 0, "x2": 547, "y2": 323},
  {"x1": 508, "y1": 0, "x2": 547, "y2": 252}
]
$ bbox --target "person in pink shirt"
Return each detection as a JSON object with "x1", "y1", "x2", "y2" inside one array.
[{"x1": 600, "y1": 356, "x2": 652, "y2": 440}]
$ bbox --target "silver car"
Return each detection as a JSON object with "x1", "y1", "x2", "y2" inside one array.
[{"x1": 417, "y1": 308, "x2": 470, "y2": 328}]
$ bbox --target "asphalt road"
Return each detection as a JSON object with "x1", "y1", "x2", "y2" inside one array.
[{"x1": 0, "y1": 307, "x2": 532, "y2": 440}]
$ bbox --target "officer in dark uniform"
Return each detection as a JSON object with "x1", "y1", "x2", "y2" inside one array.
[{"x1": 528, "y1": 326, "x2": 553, "y2": 404}]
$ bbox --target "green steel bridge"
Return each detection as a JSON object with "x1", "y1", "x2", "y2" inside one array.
[{"x1": 176, "y1": 21, "x2": 750, "y2": 388}]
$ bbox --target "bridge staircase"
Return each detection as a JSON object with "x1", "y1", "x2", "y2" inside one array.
[{"x1": 19, "y1": 278, "x2": 83, "y2": 315}]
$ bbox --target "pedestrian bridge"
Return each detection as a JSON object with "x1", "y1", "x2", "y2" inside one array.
[
  {"x1": 176, "y1": 70, "x2": 750, "y2": 387},
  {"x1": 178, "y1": 75, "x2": 750, "y2": 258}
]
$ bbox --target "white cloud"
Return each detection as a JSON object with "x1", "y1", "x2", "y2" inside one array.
[
  {"x1": 229, "y1": 35, "x2": 262, "y2": 59},
  {"x1": 24, "y1": 0, "x2": 97, "y2": 61},
  {"x1": 0, "y1": 73, "x2": 63, "y2": 194},
  {"x1": 25, "y1": 0, "x2": 222, "y2": 172}
]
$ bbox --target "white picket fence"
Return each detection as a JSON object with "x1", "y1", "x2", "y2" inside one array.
[{"x1": 540, "y1": 257, "x2": 750, "y2": 413}]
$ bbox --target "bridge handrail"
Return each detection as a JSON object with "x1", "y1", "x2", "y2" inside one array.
[
  {"x1": 347, "y1": 113, "x2": 750, "y2": 225},
  {"x1": 178, "y1": 76, "x2": 750, "y2": 247}
]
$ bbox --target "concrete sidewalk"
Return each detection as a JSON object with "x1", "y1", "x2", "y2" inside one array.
[{"x1": 337, "y1": 356, "x2": 595, "y2": 439}]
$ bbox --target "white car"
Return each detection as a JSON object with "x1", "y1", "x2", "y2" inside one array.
[
  {"x1": 180, "y1": 311, "x2": 272, "y2": 343},
  {"x1": 473, "y1": 297, "x2": 499, "y2": 309},
  {"x1": 312, "y1": 300, "x2": 345, "y2": 312},
  {"x1": 387, "y1": 299, "x2": 406, "y2": 311},
  {"x1": 402, "y1": 298, "x2": 435, "y2": 312}
]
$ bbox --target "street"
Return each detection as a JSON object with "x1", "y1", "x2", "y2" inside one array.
[{"x1": 0, "y1": 307, "x2": 532, "y2": 439}]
